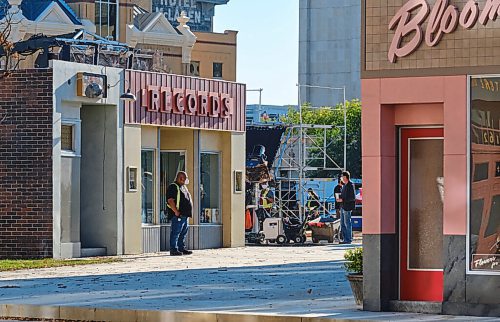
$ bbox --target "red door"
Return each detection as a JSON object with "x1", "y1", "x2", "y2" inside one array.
[{"x1": 400, "y1": 128, "x2": 444, "y2": 302}]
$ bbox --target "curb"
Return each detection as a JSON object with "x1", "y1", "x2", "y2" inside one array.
[{"x1": 0, "y1": 304, "x2": 374, "y2": 322}]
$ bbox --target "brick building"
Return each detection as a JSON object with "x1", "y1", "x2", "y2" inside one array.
[
  {"x1": 0, "y1": 70, "x2": 53, "y2": 259},
  {"x1": 0, "y1": 0, "x2": 246, "y2": 259}
]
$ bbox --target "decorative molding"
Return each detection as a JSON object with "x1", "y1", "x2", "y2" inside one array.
[{"x1": 35, "y1": 2, "x2": 75, "y2": 25}]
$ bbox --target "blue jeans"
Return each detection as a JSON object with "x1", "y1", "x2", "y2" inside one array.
[
  {"x1": 170, "y1": 216, "x2": 189, "y2": 251},
  {"x1": 340, "y1": 209, "x2": 352, "y2": 243}
]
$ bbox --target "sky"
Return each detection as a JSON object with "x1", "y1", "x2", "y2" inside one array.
[{"x1": 213, "y1": 0, "x2": 299, "y2": 106}]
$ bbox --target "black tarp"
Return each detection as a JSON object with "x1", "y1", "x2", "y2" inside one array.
[{"x1": 246, "y1": 125, "x2": 286, "y2": 168}]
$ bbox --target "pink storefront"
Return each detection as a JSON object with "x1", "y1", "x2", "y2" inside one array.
[{"x1": 362, "y1": 0, "x2": 499, "y2": 317}]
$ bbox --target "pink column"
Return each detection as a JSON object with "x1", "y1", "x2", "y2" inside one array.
[
  {"x1": 362, "y1": 76, "x2": 468, "y2": 236},
  {"x1": 443, "y1": 76, "x2": 468, "y2": 236}
]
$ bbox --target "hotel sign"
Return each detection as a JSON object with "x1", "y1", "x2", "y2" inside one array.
[
  {"x1": 389, "y1": 0, "x2": 500, "y2": 63},
  {"x1": 152, "y1": 0, "x2": 229, "y2": 32}
]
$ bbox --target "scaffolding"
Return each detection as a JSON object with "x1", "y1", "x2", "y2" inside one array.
[
  {"x1": 271, "y1": 84, "x2": 348, "y2": 222},
  {"x1": 272, "y1": 124, "x2": 345, "y2": 221}
]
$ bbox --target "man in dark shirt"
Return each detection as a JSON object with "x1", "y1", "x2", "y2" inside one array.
[
  {"x1": 338, "y1": 171, "x2": 355, "y2": 244},
  {"x1": 334, "y1": 175, "x2": 344, "y2": 219},
  {"x1": 167, "y1": 171, "x2": 193, "y2": 256}
]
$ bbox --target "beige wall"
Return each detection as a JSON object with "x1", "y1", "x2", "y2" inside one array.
[
  {"x1": 123, "y1": 125, "x2": 142, "y2": 254},
  {"x1": 192, "y1": 31, "x2": 238, "y2": 81},
  {"x1": 229, "y1": 132, "x2": 246, "y2": 247},
  {"x1": 66, "y1": 2, "x2": 94, "y2": 23}
]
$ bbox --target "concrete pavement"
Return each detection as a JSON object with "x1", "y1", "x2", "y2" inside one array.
[{"x1": 0, "y1": 244, "x2": 497, "y2": 321}]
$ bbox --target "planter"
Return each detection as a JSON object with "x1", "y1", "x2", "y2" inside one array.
[{"x1": 346, "y1": 273, "x2": 363, "y2": 305}]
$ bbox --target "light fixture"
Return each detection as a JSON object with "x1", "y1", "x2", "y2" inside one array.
[{"x1": 120, "y1": 88, "x2": 136, "y2": 102}]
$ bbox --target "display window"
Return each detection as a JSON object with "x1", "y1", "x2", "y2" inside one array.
[
  {"x1": 141, "y1": 150, "x2": 155, "y2": 224},
  {"x1": 469, "y1": 77, "x2": 500, "y2": 273},
  {"x1": 200, "y1": 152, "x2": 221, "y2": 224}
]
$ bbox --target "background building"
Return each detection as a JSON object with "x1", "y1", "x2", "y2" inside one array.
[
  {"x1": 246, "y1": 104, "x2": 293, "y2": 125},
  {"x1": 298, "y1": 0, "x2": 360, "y2": 107}
]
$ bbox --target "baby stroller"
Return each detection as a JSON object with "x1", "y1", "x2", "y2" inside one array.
[{"x1": 283, "y1": 215, "x2": 310, "y2": 244}]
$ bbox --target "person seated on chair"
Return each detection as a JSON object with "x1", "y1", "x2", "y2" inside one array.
[
  {"x1": 306, "y1": 188, "x2": 321, "y2": 219},
  {"x1": 257, "y1": 183, "x2": 274, "y2": 228}
]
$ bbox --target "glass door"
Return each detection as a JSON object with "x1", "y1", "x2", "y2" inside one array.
[
  {"x1": 400, "y1": 128, "x2": 444, "y2": 301},
  {"x1": 159, "y1": 151, "x2": 186, "y2": 224},
  {"x1": 200, "y1": 153, "x2": 221, "y2": 224},
  {"x1": 141, "y1": 150, "x2": 155, "y2": 225}
]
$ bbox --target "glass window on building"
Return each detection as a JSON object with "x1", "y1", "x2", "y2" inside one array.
[
  {"x1": 61, "y1": 125, "x2": 74, "y2": 151},
  {"x1": 200, "y1": 153, "x2": 221, "y2": 224},
  {"x1": 160, "y1": 151, "x2": 186, "y2": 224},
  {"x1": 95, "y1": 0, "x2": 117, "y2": 40},
  {"x1": 141, "y1": 150, "x2": 155, "y2": 225},
  {"x1": 213, "y1": 62, "x2": 223, "y2": 79},
  {"x1": 469, "y1": 77, "x2": 500, "y2": 272}
]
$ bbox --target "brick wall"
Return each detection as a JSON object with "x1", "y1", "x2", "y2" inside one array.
[{"x1": 0, "y1": 69, "x2": 53, "y2": 259}]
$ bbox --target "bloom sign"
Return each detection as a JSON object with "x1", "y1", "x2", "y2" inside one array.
[{"x1": 389, "y1": 0, "x2": 500, "y2": 63}]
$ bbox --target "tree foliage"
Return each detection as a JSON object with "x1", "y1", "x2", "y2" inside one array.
[
  {"x1": 281, "y1": 99, "x2": 362, "y2": 178},
  {"x1": 0, "y1": 3, "x2": 24, "y2": 78}
]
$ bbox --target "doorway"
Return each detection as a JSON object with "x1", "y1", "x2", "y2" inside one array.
[{"x1": 399, "y1": 127, "x2": 444, "y2": 302}]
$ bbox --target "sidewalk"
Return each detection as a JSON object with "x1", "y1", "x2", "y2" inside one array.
[{"x1": 0, "y1": 244, "x2": 496, "y2": 321}]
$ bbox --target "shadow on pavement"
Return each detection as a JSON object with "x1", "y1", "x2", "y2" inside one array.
[{"x1": 0, "y1": 260, "x2": 357, "y2": 316}]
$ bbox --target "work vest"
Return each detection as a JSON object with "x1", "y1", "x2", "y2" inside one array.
[
  {"x1": 167, "y1": 183, "x2": 181, "y2": 210},
  {"x1": 307, "y1": 198, "x2": 317, "y2": 210},
  {"x1": 261, "y1": 188, "x2": 272, "y2": 209}
]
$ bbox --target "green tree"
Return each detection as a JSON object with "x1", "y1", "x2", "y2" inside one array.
[{"x1": 281, "y1": 99, "x2": 361, "y2": 178}]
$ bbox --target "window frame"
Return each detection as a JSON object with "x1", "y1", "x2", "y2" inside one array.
[
  {"x1": 212, "y1": 62, "x2": 223, "y2": 79},
  {"x1": 95, "y1": 0, "x2": 119, "y2": 40},
  {"x1": 61, "y1": 118, "x2": 81, "y2": 158},
  {"x1": 199, "y1": 151, "x2": 222, "y2": 225},
  {"x1": 141, "y1": 149, "x2": 156, "y2": 226},
  {"x1": 467, "y1": 75, "x2": 500, "y2": 275},
  {"x1": 159, "y1": 150, "x2": 187, "y2": 225}
]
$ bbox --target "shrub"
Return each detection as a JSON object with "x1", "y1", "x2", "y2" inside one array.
[{"x1": 344, "y1": 247, "x2": 363, "y2": 274}]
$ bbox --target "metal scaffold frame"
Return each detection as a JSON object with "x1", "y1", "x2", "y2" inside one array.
[{"x1": 270, "y1": 84, "x2": 348, "y2": 221}]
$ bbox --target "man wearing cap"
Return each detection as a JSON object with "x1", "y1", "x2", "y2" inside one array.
[{"x1": 167, "y1": 171, "x2": 193, "y2": 256}]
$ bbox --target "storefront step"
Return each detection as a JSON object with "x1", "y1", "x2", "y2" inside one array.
[
  {"x1": 80, "y1": 248, "x2": 107, "y2": 257},
  {"x1": 389, "y1": 301, "x2": 442, "y2": 314}
]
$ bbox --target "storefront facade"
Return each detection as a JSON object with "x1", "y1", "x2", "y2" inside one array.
[
  {"x1": 362, "y1": 0, "x2": 499, "y2": 317},
  {"x1": 122, "y1": 69, "x2": 246, "y2": 254},
  {"x1": 0, "y1": 59, "x2": 245, "y2": 259}
]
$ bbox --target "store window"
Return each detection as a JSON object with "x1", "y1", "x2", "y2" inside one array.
[
  {"x1": 141, "y1": 150, "x2": 155, "y2": 224},
  {"x1": 160, "y1": 151, "x2": 186, "y2": 224},
  {"x1": 200, "y1": 153, "x2": 221, "y2": 224},
  {"x1": 95, "y1": 0, "x2": 117, "y2": 40},
  {"x1": 213, "y1": 62, "x2": 223, "y2": 79},
  {"x1": 61, "y1": 119, "x2": 81, "y2": 157},
  {"x1": 469, "y1": 77, "x2": 500, "y2": 272},
  {"x1": 61, "y1": 125, "x2": 74, "y2": 152}
]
